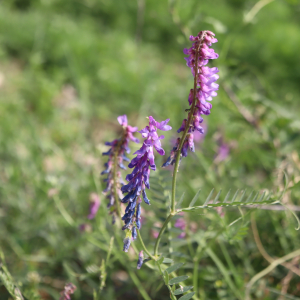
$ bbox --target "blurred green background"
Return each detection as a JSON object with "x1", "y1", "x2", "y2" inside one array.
[{"x1": 1, "y1": 0, "x2": 300, "y2": 299}]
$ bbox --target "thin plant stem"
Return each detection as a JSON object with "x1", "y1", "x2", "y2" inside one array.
[
  {"x1": 111, "y1": 232, "x2": 153, "y2": 300},
  {"x1": 137, "y1": 229, "x2": 155, "y2": 260},
  {"x1": 245, "y1": 249, "x2": 300, "y2": 300},
  {"x1": 154, "y1": 214, "x2": 174, "y2": 256},
  {"x1": 156, "y1": 261, "x2": 175, "y2": 300},
  {"x1": 112, "y1": 141, "x2": 123, "y2": 219},
  {"x1": 53, "y1": 194, "x2": 75, "y2": 226}
]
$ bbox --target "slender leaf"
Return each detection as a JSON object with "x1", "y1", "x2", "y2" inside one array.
[
  {"x1": 165, "y1": 263, "x2": 184, "y2": 274},
  {"x1": 257, "y1": 191, "x2": 266, "y2": 202},
  {"x1": 213, "y1": 190, "x2": 222, "y2": 204},
  {"x1": 169, "y1": 275, "x2": 189, "y2": 285},
  {"x1": 245, "y1": 191, "x2": 254, "y2": 203},
  {"x1": 251, "y1": 192, "x2": 259, "y2": 202},
  {"x1": 178, "y1": 292, "x2": 195, "y2": 300},
  {"x1": 174, "y1": 286, "x2": 193, "y2": 295},
  {"x1": 203, "y1": 188, "x2": 214, "y2": 206},
  {"x1": 176, "y1": 192, "x2": 185, "y2": 209},
  {"x1": 163, "y1": 258, "x2": 173, "y2": 264},
  {"x1": 239, "y1": 190, "x2": 246, "y2": 203},
  {"x1": 189, "y1": 189, "x2": 201, "y2": 207},
  {"x1": 231, "y1": 189, "x2": 239, "y2": 202},
  {"x1": 223, "y1": 189, "x2": 231, "y2": 203}
]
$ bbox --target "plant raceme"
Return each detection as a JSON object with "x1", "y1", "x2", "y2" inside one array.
[
  {"x1": 94, "y1": 30, "x2": 278, "y2": 300},
  {"x1": 100, "y1": 30, "x2": 220, "y2": 269}
]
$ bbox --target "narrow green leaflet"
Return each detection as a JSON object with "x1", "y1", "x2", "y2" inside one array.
[
  {"x1": 165, "y1": 263, "x2": 184, "y2": 274},
  {"x1": 213, "y1": 189, "x2": 222, "y2": 204},
  {"x1": 245, "y1": 191, "x2": 254, "y2": 203},
  {"x1": 178, "y1": 292, "x2": 195, "y2": 300},
  {"x1": 257, "y1": 191, "x2": 266, "y2": 202},
  {"x1": 169, "y1": 275, "x2": 189, "y2": 285},
  {"x1": 251, "y1": 192, "x2": 259, "y2": 202},
  {"x1": 176, "y1": 192, "x2": 185, "y2": 209},
  {"x1": 223, "y1": 189, "x2": 231, "y2": 203},
  {"x1": 239, "y1": 190, "x2": 246, "y2": 202},
  {"x1": 189, "y1": 189, "x2": 201, "y2": 207},
  {"x1": 180, "y1": 199, "x2": 279, "y2": 212},
  {"x1": 203, "y1": 188, "x2": 214, "y2": 205},
  {"x1": 163, "y1": 258, "x2": 173, "y2": 263},
  {"x1": 174, "y1": 286, "x2": 193, "y2": 295},
  {"x1": 231, "y1": 189, "x2": 239, "y2": 202}
]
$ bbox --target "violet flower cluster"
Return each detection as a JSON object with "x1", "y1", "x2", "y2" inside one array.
[
  {"x1": 101, "y1": 115, "x2": 139, "y2": 223},
  {"x1": 121, "y1": 116, "x2": 171, "y2": 252},
  {"x1": 163, "y1": 30, "x2": 219, "y2": 166},
  {"x1": 59, "y1": 283, "x2": 76, "y2": 300}
]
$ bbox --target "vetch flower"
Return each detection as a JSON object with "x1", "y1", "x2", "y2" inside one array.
[
  {"x1": 215, "y1": 141, "x2": 230, "y2": 163},
  {"x1": 87, "y1": 193, "x2": 100, "y2": 219},
  {"x1": 137, "y1": 250, "x2": 144, "y2": 269},
  {"x1": 121, "y1": 116, "x2": 171, "y2": 251},
  {"x1": 163, "y1": 31, "x2": 219, "y2": 166},
  {"x1": 101, "y1": 115, "x2": 139, "y2": 223},
  {"x1": 59, "y1": 283, "x2": 76, "y2": 300}
]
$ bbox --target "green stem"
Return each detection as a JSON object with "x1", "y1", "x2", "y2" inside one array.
[
  {"x1": 154, "y1": 214, "x2": 174, "y2": 256},
  {"x1": 156, "y1": 261, "x2": 175, "y2": 300},
  {"x1": 112, "y1": 143, "x2": 122, "y2": 219},
  {"x1": 127, "y1": 268, "x2": 152, "y2": 300},
  {"x1": 53, "y1": 195, "x2": 75, "y2": 226},
  {"x1": 137, "y1": 229, "x2": 155, "y2": 260},
  {"x1": 114, "y1": 233, "x2": 152, "y2": 300}
]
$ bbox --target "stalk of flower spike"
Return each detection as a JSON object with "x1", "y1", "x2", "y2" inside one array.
[
  {"x1": 163, "y1": 30, "x2": 219, "y2": 167},
  {"x1": 121, "y1": 116, "x2": 171, "y2": 251},
  {"x1": 101, "y1": 115, "x2": 139, "y2": 223}
]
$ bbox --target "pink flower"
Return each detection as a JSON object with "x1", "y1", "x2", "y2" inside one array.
[{"x1": 87, "y1": 193, "x2": 100, "y2": 219}]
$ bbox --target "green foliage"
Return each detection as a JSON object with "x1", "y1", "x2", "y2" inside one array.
[
  {"x1": 165, "y1": 263, "x2": 185, "y2": 274},
  {"x1": 174, "y1": 286, "x2": 193, "y2": 295},
  {"x1": 169, "y1": 275, "x2": 189, "y2": 285},
  {"x1": 0, "y1": 0, "x2": 300, "y2": 299},
  {"x1": 178, "y1": 292, "x2": 195, "y2": 300}
]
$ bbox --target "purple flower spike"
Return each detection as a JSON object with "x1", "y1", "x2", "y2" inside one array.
[
  {"x1": 163, "y1": 30, "x2": 219, "y2": 165},
  {"x1": 87, "y1": 193, "x2": 101, "y2": 219},
  {"x1": 137, "y1": 250, "x2": 144, "y2": 269},
  {"x1": 100, "y1": 115, "x2": 139, "y2": 223},
  {"x1": 121, "y1": 116, "x2": 171, "y2": 250}
]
